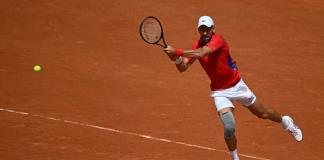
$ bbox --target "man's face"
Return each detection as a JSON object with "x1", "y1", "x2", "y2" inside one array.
[{"x1": 198, "y1": 25, "x2": 214, "y2": 45}]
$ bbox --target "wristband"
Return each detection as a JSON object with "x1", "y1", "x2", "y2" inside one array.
[
  {"x1": 175, "y1": 48, "x2": 184, "y2": 56},
  {"x1": 174, "y1": 56, "x2": 183, "y2": 64}
]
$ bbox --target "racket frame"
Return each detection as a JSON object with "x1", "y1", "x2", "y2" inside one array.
[{"x1": 139, "y1": 16, "x2": 167, "y2": 48}]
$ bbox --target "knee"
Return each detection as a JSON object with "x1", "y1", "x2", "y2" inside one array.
[
  {"x1": 255, "y1": 109, "x2": 272, "y2": 119},
  {"x1": 220, "y1": 112, "x2": 236, "y2": 139},
  {"x1": 224, "y1": 123, "x2": 235, "y2": 139},
  {"x1": 250, "y1": 101, "x2": 274, "y2": 119}
]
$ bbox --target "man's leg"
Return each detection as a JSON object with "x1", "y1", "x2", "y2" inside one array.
[
  {"x1": 248, "y1": 99, "x2": 303, "y2": 141},
  {"x1": 247, "y1": 99, "x2": 282, "y2": 123},
  {"x1": 219, "y1": 108, "x2": 239, "y2": 160}
]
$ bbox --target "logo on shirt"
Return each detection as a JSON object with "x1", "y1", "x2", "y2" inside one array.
[{"x1": 228, "y1": 55, "x2": 238, "y2": 70}]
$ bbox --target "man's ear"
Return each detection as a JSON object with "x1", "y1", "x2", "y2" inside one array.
[{"x1": 211, "y1": 26, "x2": 215, "y2": 33}]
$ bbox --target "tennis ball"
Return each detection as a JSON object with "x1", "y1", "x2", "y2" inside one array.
[{"x1": 33, "y1": 65, "x2": 42, "y2": 72}]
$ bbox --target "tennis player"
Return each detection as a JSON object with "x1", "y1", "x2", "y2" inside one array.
[{"x1": 164, "y1": 16, "x2": 302, "y2": 160}]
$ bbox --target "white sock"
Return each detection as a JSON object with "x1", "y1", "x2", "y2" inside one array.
[{"x1": 230, "y1": 149, "x2": 239, "y2": 160}]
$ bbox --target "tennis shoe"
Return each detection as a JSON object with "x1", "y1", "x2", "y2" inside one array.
[{"x1": 282, "y1": 116, "x2": 303, "y2": 141}]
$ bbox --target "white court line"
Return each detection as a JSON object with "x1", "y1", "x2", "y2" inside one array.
[{"x1": 0, "y1": 107, "x2": 271, "y2": 160}]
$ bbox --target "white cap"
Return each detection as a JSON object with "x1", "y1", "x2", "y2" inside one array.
[{"x1": 197, "y1": 16, "x2": 214, "y2": 28}]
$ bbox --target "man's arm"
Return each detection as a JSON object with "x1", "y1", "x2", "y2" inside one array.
[
  {"x1": 164, "y1": 45, "x2": 213, "y2": 72},
  {"x1": 174, "y1": 56, "x2": 195, "y2": 72},
  {"x1": 183, "y1": 46, "x2": 213, "y2": 58},
  {"x1": 165, "y1": 45, "x2": 213, "y2": 58}
]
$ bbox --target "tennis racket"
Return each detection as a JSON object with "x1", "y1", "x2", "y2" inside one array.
[{"x1": 139, "y1": 16, "x2": 167, "y2": 48}]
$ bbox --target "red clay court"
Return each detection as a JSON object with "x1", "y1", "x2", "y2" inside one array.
[{"x1": 1, "y1": 0, "x2": 324, "y2": 159}]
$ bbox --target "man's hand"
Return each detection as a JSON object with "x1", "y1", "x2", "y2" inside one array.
[
  {"x1": 164, "y1": 45, "x2": 175, "y2": 54},
  {"x1": 164, "y1": 45, "x2": 177, "y2": 61}
]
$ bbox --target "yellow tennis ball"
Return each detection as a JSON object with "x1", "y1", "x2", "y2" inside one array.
[{"x1": 33, "y1": 65, "x2": 42, "y2": 72}]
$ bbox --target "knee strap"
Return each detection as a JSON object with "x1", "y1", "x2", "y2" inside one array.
[{"x1": 220, "y1": 112, "x2": 236, "y2": 139}]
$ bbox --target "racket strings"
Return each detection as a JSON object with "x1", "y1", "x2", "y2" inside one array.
[{"x1": 141, "y1": 18, "x2": 162, "y2": 43}]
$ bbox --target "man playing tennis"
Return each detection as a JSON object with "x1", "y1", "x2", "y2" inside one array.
[{"x1": 164, "y1": 16, "x2": 302, "y2": 160}]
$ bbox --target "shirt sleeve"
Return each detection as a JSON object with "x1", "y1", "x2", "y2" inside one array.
[{"x1": 206, "y1": 35, "x2": 225, "y2": 52}]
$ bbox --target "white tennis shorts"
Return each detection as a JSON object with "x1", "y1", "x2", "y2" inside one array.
[{"x1": 210, "y1": 79, "x2": 256, "y2": 111}]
